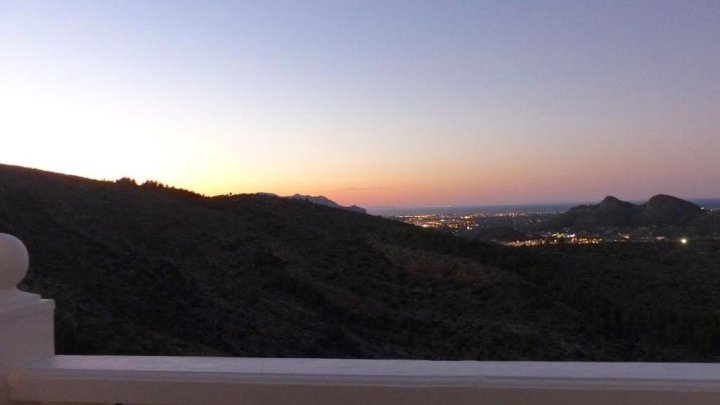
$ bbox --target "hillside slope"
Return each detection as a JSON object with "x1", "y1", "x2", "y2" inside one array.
[
  {"x1": 289, "y1": 193, "x2": 367, "y2": 214},
  {"x1": 2, "y1": 163, "x2": 720, "y2": 361},
  {"x1": 550, "y1": 195, "x2": 706, "y2": 230}
]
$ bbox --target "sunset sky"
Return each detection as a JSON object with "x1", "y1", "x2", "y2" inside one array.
[{"x1": 1, "y1": 1, "x2": 718, "y2": 207}]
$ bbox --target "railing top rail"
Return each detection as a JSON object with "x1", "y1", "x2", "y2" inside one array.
[
  {"x1": 10, "y1": 356, "x2": 720, "y2": 405},
  {"x1": 12, "y1": 355, "x2": 720, "y2": 390}
]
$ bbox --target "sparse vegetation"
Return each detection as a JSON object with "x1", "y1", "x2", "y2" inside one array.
[{"x1": 1, "y1": 163, "x2": 720, "y2": 361}]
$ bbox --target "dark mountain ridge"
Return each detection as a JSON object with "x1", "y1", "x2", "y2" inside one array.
[
  {"x1": 0, "y1": 163, "x2": 592, "y2": 359},
  {"x1": 2, "y1": 163, "x2": 720, "y2": 361},
  {"x1": 289, "y1": 194, "x2": 367, "y2": 214},
  {"x1": 551, "y1": 194, "x2": 706, "y2": 230},
  {"x1": 642, "y1": 194, "x2": 705, "y2": 225}
]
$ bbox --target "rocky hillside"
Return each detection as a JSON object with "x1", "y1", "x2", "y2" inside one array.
[
  {"x1": 2, "y1": 163, "x2": 720, "y2": 361},
  {"x1": 642, "y1": 194, "x2": 705, "y2": 226},
  {"x1": 0, "y1": 163, "x2": 590, "y2": 359},
  {"x1": 289, "y1": 194, "x2": 367, "y2": 214},
  {"x1": 550, "y1": 195, "x2": 706, "y2": 230}
]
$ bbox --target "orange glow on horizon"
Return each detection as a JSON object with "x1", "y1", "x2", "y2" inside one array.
[{"x1": 1, "y1": 2, "x2": 719, "y2": 209}]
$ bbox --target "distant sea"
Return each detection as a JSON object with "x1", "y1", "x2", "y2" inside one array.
[{"x1": 368, "y1": 198, "x2": 720, "y2": 217}]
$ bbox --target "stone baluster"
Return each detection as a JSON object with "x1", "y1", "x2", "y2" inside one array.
[{"x1": 0, "y1": 234, "x2": 55, "y2": 405}]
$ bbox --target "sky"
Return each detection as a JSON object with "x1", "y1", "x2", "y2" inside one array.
[{"x1": 1, "y1": 1, "x2": 718, "y2": 207}]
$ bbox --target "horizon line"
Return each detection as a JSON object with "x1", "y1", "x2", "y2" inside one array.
[{"x1": 4, "y1": 163, "x2": 719, "y2": 210}]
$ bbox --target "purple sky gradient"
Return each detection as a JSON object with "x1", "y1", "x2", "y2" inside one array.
[{"x1": 1, "y1": 1, "x2": 718, "y2": 206}]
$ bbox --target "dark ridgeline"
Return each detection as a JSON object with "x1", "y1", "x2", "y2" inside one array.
[
  {"x1": 550, "y1": 195, "x2": 707, "y2": 230},
  {"x1": 1, "y1": 163, "x2": 720, "y2": 361},
  {"x1": 289, "y1": 194, "x2": 367, "y2": 214},
  {"x1": 643, "y1": 194, "x2": 705, "y2": 225}
]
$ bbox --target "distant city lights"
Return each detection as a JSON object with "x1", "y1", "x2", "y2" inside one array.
[{"x1": 391, "y1": 211, "x2": 713, "y2": 247}]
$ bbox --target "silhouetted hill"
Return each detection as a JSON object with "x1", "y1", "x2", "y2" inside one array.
[
  {"x1": 642, "y1": 194, "x2": 704, "y2": 226},
  {"x1": 2, "y1": 163, "x2": 720, "y2": 361},
  {"x1": 289, "y1": 194, "x2": 367, "y2": 214},
  {"x1": 550, "y1": 195, "x2": 706, "y2": 230},
  {"x1": 0, "y1": 163, "x2": 592, "y2": 359}
]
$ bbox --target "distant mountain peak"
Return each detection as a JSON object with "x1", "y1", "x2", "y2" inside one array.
[
  {"x1": 289, "y1": 194, "x2": 367, "y2": 214},
  {"x1": 642, "y1": 194, "x2": 703, "y2": 224},
  {"x1": 644, "y1": 194, "x2": 701, "y2": 210},
  {"x1": 553, "y1": 194, "x2": 706, "y2": 229},
  {"x1": 600, "y1": 196, "x2": 622, "y2": 204},
  {"x1": 646, "y1": 194, "x2": 690, "y2": 205},
  {"x1": 598, "y1": 196, "x2": 627, "y2": 207}
]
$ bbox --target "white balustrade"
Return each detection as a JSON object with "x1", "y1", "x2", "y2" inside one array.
[
  {"x1": 0, "y1": 233, "x2": 55, "y2": 405},
  {"x1": 2, "y1": 233, "x2": 720, "y2": 405}
]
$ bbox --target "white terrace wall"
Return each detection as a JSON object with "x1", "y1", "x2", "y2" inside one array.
[{"x1": 2, "y1": 232, "x2": 720, "y2": 405}]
